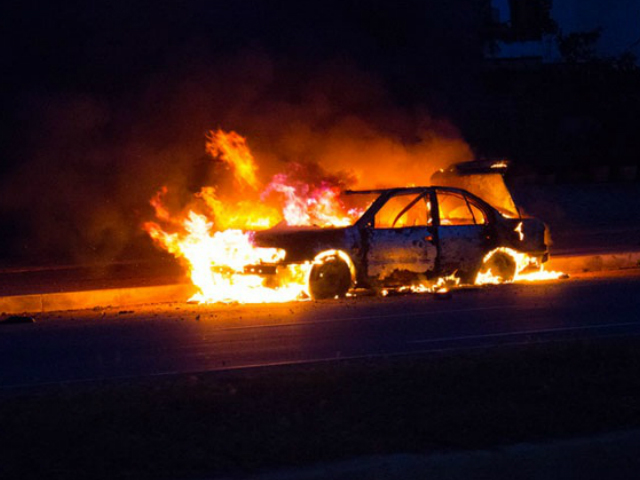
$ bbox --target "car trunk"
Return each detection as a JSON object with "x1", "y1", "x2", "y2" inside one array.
[{"x1": 431, "y1": 160, "x2": 520, "y2": 218}]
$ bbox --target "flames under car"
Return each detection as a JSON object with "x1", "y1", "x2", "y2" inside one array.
[{"x1": 252, "y1": 161, "x2": 550, "y2": 299}]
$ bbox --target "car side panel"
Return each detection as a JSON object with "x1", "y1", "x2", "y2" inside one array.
[
  {"x1": 437, "y1": 225, "x2": 489, "y2": 276},
  {"x1": 365, "y1": 227, "x2": 437, "y2": 282},
  {"x1": 495, "y1": 217, "x2": 548, "y2": 258}
]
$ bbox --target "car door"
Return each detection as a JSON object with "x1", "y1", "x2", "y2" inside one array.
[
  {"x1": 435, "y1": 189, "x2": 490, "y2": 276},
  {"x1": 365, "y1": 192, "x2": 437, "y2": 283}
]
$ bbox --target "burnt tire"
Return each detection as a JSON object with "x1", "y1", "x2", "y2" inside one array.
[
  {"x1": 308, "y1": 256, "x2": 352, "y2": 300},
  {"x1": 479, "y1": 251, "x2": 517, "y2": 283}
]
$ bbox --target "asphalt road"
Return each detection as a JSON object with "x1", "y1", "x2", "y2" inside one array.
[{"x1": 1, "y1": 269, "x2": 640, "y2": 390}]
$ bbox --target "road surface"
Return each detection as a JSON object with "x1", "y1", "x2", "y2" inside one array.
[{"x1": 1, "y1": 269, "x2": 640, "y2": 389}]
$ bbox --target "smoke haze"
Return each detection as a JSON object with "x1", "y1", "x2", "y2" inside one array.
[{"x1": 0, "y1": 42, "x2": 472, "y2": 266}]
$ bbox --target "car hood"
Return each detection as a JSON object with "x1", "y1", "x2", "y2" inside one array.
[{"x1": 253, "y1": 225, "x2": 355, "y2": 263}]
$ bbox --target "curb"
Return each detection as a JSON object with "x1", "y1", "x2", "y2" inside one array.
[
  {"x1": 0, "y1": 284, "x2": 196, "y2": 316},
  {"x1": 1, "y1": 251, "x2": 639, "y2": 316},
  {"x1": 546, "y1": 250, "x2": 640, "y2": 274}
]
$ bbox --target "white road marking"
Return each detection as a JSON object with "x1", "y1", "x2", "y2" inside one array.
[
  {"x1": 6, "y1": 329, "x2": 640, "y2": 392},
  {"x1": 407, "y1": 321, "x2": 640, "y2": 345},
  {"x1": 215, "y1": 305, "x2": 516, "y2": 332}
]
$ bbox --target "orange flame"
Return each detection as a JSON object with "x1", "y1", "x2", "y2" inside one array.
[
  {"x1": 149, "y1": 186, "x2": 172, "y2": 223},
  {"x1": 474, "y1": 247, "x2": 564, "y2": 285},
  {"x1": 206, "y1": 129, "x2": 260, "y2": 190},
  {"x1": 263, "y1": 173, "x2": 359, "y2": 227},
  {"x1": 144, "y1": 130, "x2": 357, "y2": 303}
]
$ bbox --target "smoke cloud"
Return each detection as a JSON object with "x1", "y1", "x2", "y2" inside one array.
[{"x1": 0, "y1": 48, "x2": 472, "y2": 265}]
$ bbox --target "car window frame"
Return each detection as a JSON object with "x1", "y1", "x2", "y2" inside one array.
[
  {"x1": 433, "y1": 188, "x2": 491, "y2": 227},
  {"x1": 389, "y1": 191, "x2": 432, "y2": 228},
  {"x1": 360, "y1": 189, "x2": 433, "y2": 230},
  {"x1": 373, "y1": 192, "x2": 429, "y2": 229}
]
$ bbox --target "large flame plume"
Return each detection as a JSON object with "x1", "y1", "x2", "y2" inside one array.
[{"x1": 144, "y1": 130, "x2": 359, "y2": 303}]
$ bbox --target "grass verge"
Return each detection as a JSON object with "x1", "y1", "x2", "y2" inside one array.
[{"x1": 2, "y1": 337, "x2": 640, "y2": 479}]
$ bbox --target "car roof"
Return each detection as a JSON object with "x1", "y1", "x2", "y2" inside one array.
[
  {"x1": 345, "y1": 186, "x2": 470, "y2": 196},
  {"x1": 346, "y1": 186, "x2": 499, "y2": 220}
]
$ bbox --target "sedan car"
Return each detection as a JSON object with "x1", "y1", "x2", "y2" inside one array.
[{"x1": 254, "y1": 162, "x2": 549, "y2": 299}]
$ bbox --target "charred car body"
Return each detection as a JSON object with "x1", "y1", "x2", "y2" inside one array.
[{"x1": 254, "y1": 161, "x2": 549, "y2": 299}]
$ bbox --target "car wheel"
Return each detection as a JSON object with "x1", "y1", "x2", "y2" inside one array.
[
  {"x1": 308, "y1": 255, "x2": 352, "y2": 300},
  {"x1": 479, "y1": 251, "x2": 517, "y2": 283}
]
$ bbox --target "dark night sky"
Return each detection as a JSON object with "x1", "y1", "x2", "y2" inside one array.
[
  {"x1": 1, "y1": 1, "x2": 483, "y2": 122},
  {"x1": 2, "y1": 1, "x2": 636, "y2": 265},
  {"x1": 0, "y1": 1, "x2": 486, "y2": 185},
  {"x1": 3, "y1": 4, "x2": 427, "y2": 84},
  {"x1": 1, "y1": 1, "x2": 484, "y2": 181}
]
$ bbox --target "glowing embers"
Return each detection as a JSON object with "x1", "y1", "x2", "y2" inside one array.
[
  {"x1": 382, "y1": 250, "x2": 562, "y2": 298},
  {"x1": 432, "y1": 273, "x2": 460, "y2": 293},
  {"x1": 490, "y1": 160, "x2": 508, "y2": 169},
  {"x1": 384, "y1": 273, "x2": 460, "y2": 297},
  {"x1": 474, "y1": 247, "x2": 564, "y2": 286}
]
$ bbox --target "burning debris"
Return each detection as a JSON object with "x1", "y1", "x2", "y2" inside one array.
[{"x1": 145, "y1": 130, "x2": 563, "y2": 304}]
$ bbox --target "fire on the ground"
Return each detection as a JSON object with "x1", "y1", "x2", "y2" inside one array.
[{"x1": 144, "y1": 130, "x2": 562, "y2": 303}]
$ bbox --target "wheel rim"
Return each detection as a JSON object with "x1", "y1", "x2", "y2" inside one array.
[
  {"x1": 309, "y1": 256, "x2": 352, "y2": 299},
  {"x1": 480, "y1": 251, "x2": 517, "y2": 283}
]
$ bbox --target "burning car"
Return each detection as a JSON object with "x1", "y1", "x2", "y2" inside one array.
[
  {"x1": 254, "y1": 160, "x2": 551, "y2": 299},
  {"x1": 146, "y1": 132, "x2": 561, "y2": 304}
]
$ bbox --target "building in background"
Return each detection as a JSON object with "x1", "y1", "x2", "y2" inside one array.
[
  {"x1": 487, "y1": 0, "x2": 640, "y2": 63},
  {"x1": 472, "y1": 0, "x2": 640, "y2": 179}
]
